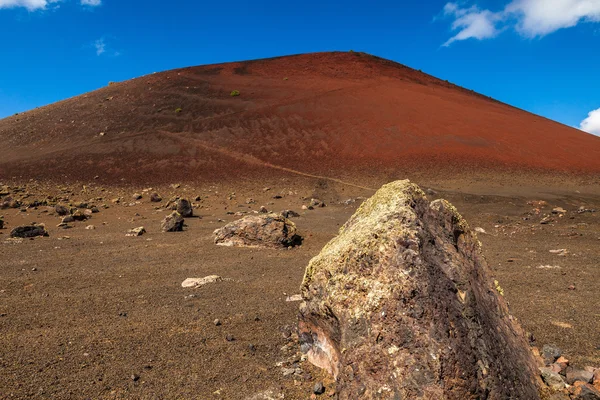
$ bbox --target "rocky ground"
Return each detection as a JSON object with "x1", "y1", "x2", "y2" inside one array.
[{"x1": 0, "y1": 177, "x2": 599, "y2": 399}]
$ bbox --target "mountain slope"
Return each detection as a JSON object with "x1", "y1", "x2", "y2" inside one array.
[{"x1": 1, "y1": 51, "x2": 599, "y2": 183}]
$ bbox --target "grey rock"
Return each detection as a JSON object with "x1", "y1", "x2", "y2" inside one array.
[
  {"x1": 281, "y1": 210, "x2": 300, "y2": 218},
  {"x1": 576, "y1": 384, "x2": 600, "y2": 400},
  {"x1": 542, "y1": 344, "x2": 562, "y2": 364},
  {"x1": 161, "y1": 212, "x2": 184, "y2": 232}
]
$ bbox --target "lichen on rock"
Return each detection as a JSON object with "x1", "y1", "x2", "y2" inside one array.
[{"x1": 299, "y1": 180, "x2": 541, "y2": 399}]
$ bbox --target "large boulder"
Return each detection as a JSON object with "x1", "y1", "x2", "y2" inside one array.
[
  {"x1": 10, "y1": 224, "x2": 49, "y2": 238},
  {"x1": 299, "y1": 180, "x2": 541, "y2": 399},
  {"x1": 214, "y1": 213, "x2": 301, "y2": 248}
]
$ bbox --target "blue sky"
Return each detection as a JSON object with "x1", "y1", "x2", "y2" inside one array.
[{"x1": 1, "y1": 0, "x2": 599, "y2": 135}]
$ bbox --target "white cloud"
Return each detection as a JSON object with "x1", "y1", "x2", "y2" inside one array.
[
  {"x1": 443, "y1": 3, "x2": 501, "y2": 46},
  {"x1": 441, "y1": 0, "x2": 600, "y2": 45},
  {"x1": 94, "y1": 38, "x2": 105, "y2": 56},
  {"x1": 507, "y1": 0, "x2": 600, "y2": 36},
  {"x1": 0, "y1": 0, "x2": 54, "y2": 11},
  {"x1": 0, "y1": 0, "x2": 100, "y2": 11},
  {"x1": 580, "y1": 108, "x2": 600, "y2": 136}
]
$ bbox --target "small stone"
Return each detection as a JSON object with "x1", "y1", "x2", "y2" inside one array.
[
  {"x1": 131, "y1": 374, "x2": 140, "y2": 382},
  {"x1": 552, "y1": 207, "x2": 567, "y2": 214},
  {"x1": 259, "y1": 206, "x2": 268, "y2": 213},
  {"x1": 281, "y1": 210, "x2": 300, "y2": 218},
  {"x1": 90, "y1": 206, "x2": 100, "y2": 213},
  {"x1": 282, "y1": 368, "x2": 295, "y2": 377},
  {"x1": 85, "y1": 225, "x2": 96, "y2": 230},
  {"x1": 55, "y1": 205, "x2": 70, "y2": 216},
  {"x1": 540, "y1": 216, "x2": 554, "y2": 225},
  {"x1": 569, "y1": 285, "x2": 576, "y2": 290},
  {"x1": 310, "y1": 198, "x2": 325, "y2": 208},
  {"x1": 313, "y1": 382, "x2": 325, "y2": 395},
  {"x1": 214, "y1": 319, "x2": 221, "y2": 326},
  {"x1": 225, "y1": 334, "x2": 235, "y2": 342},
  {"x1": 132, "y1": 193, "x2": 142, "y2": 200},
  {"x1": 126, "y1": 227, "x2": 146, "y2": 237},
  {"x1": 150, "y1": 193, "x2": 162, "y2": 202},
  {"x1": 61, "y1": 215, "x2": 75, "y2": 223},
  {"x1": 301, "y1": 205, "x2": 308, "y2": 210},
  {"x1": 286, "y1": 294, "x2": 303, "y2": 302},
  {"x1": 181, "y1": 275, "x2": 222, "y2": 288},
  {"x1": 71, "y1": 210, "x2": 88, "y2": 221},
  {"x1": 248, "y1": 344, "x2": 256, "y2": 352}
]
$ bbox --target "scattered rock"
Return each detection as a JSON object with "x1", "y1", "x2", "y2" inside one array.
[
  {"x1": 549, "y1": 249, "x2": 568, "y2": 256},
  {"x1": 573, "y1": 383, "x2": 600, "y2": 400},
  {"x1": 309, "y1": 198, "x2": 326, "y2": 208},
  {"x1": 150, "y1": 193, "x2": 162, "y2": 202},
  {"x1": 286, "y1": 294, "x2": 302, "y2": 302},
  {"x1": 161, "y1": 211, "x2": 184, "y2": 232},
  {"x1": 85, "y1": 225, "x2": 95, "y2": 230},
  {"x1": 132, "y1": 193, "x2": 142, "y2": 200},
  {"x1": 176, "y1": 199, "x2": 193, "y2": 217},
  {"x1": 474, "y1": 227, "x2": 486, "y2": 234},
  {"x1": 567, "y1": 370, "x2": 595, "y2": 385},
  {"x1": 298, "y1": 180, "x2": 541, "y2": 399},
  {"x1": 131, "y1": 374, "x2": 140, "y2": 382},
  {"x1": 226, "y1": 334, "x2": 235, "y2": 342},
  {"x1": 72, "y1": 210, "x2": 88, "y2": 221},
  {"x1": 214, "y1": 213, "x2": 302, "y2": 249},
  {"x1": 90, "y1": 206, "x2": 100, "y2": 213},
  {"x1": 552, "y1": 207, "x2": 567, "y2": 214},
  {"x1": 126, "y1": 227, "x2": 146, "y2": 237},
  {"x1": 313, "y1": 382, "x2": 325, "y2": 395},
  {"x1": 55, "y1": 205, "x2": 70, "y2": 216},
  {"x1": 61, "y1": 215, "x2": 75, "y2": 224},
  {"x1": 543, "y1": 344, "x2": 562, "y2": 364},
  {"x1": 214, "y1": 319, "x2": 221, "y2": 326},
  {"x1": 181, "y1": 275, "x2": 222, "y2": 288},
  {"x1": 541, "y1": 216, "x2": 554, "y2": 225},
  {"x1": 0, "y1": 218, "x2": 3, "y2": 229},
  {"x1": 259, "y1": 206, "x2": 269, "y2": 213},
  {"x1": 281, "y1": 210, "x2": 300, "y2": 218},
  {"x1": 10, "y1": 224, "x2": 49, "y2": 238}
]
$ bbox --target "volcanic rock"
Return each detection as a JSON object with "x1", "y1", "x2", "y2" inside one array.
[
  {"x1": 298, "y1": 180, "x2": 541, "y2": 399},
  {"x1": 10, "y1": 224, "x2": 49, "y2": 238},
  {"x1": 567, "y1": 370, "x2": 595, "y2": 385},
  {"x1": 161, "y1": 211, "x2": 184, "y2": 232},
  {"x1": 150, "y1": 193, "x2": 162, "y2": 202},
  {"x1": 214, "y1": 213, "x2": 301, "y2": 248},
  {"x1": 55, "y1": 205, "x2": 70, "y2": 216},
  {"x1": 176, "y1": 198, "x2": 193, "y2": 217},
  {"x1": 181, "y1": 275, "x2": 222, "y2": 288},
  {"x1": 126, "y1": 227, "x2": 146, "y2": 237}
]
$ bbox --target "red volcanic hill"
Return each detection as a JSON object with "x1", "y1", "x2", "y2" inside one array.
[{"x1": 1, "y1": 51, "x2": 599, "y2": 184}]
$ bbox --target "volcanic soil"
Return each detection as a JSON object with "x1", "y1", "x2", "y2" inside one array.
[{"x1": 1, "y1": 52, "x2": 599, "y2": 399}]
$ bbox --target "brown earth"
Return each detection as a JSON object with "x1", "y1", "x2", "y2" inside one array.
[{"x1": 1, "y1": 52, "x2": 599, "y2": 399}]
